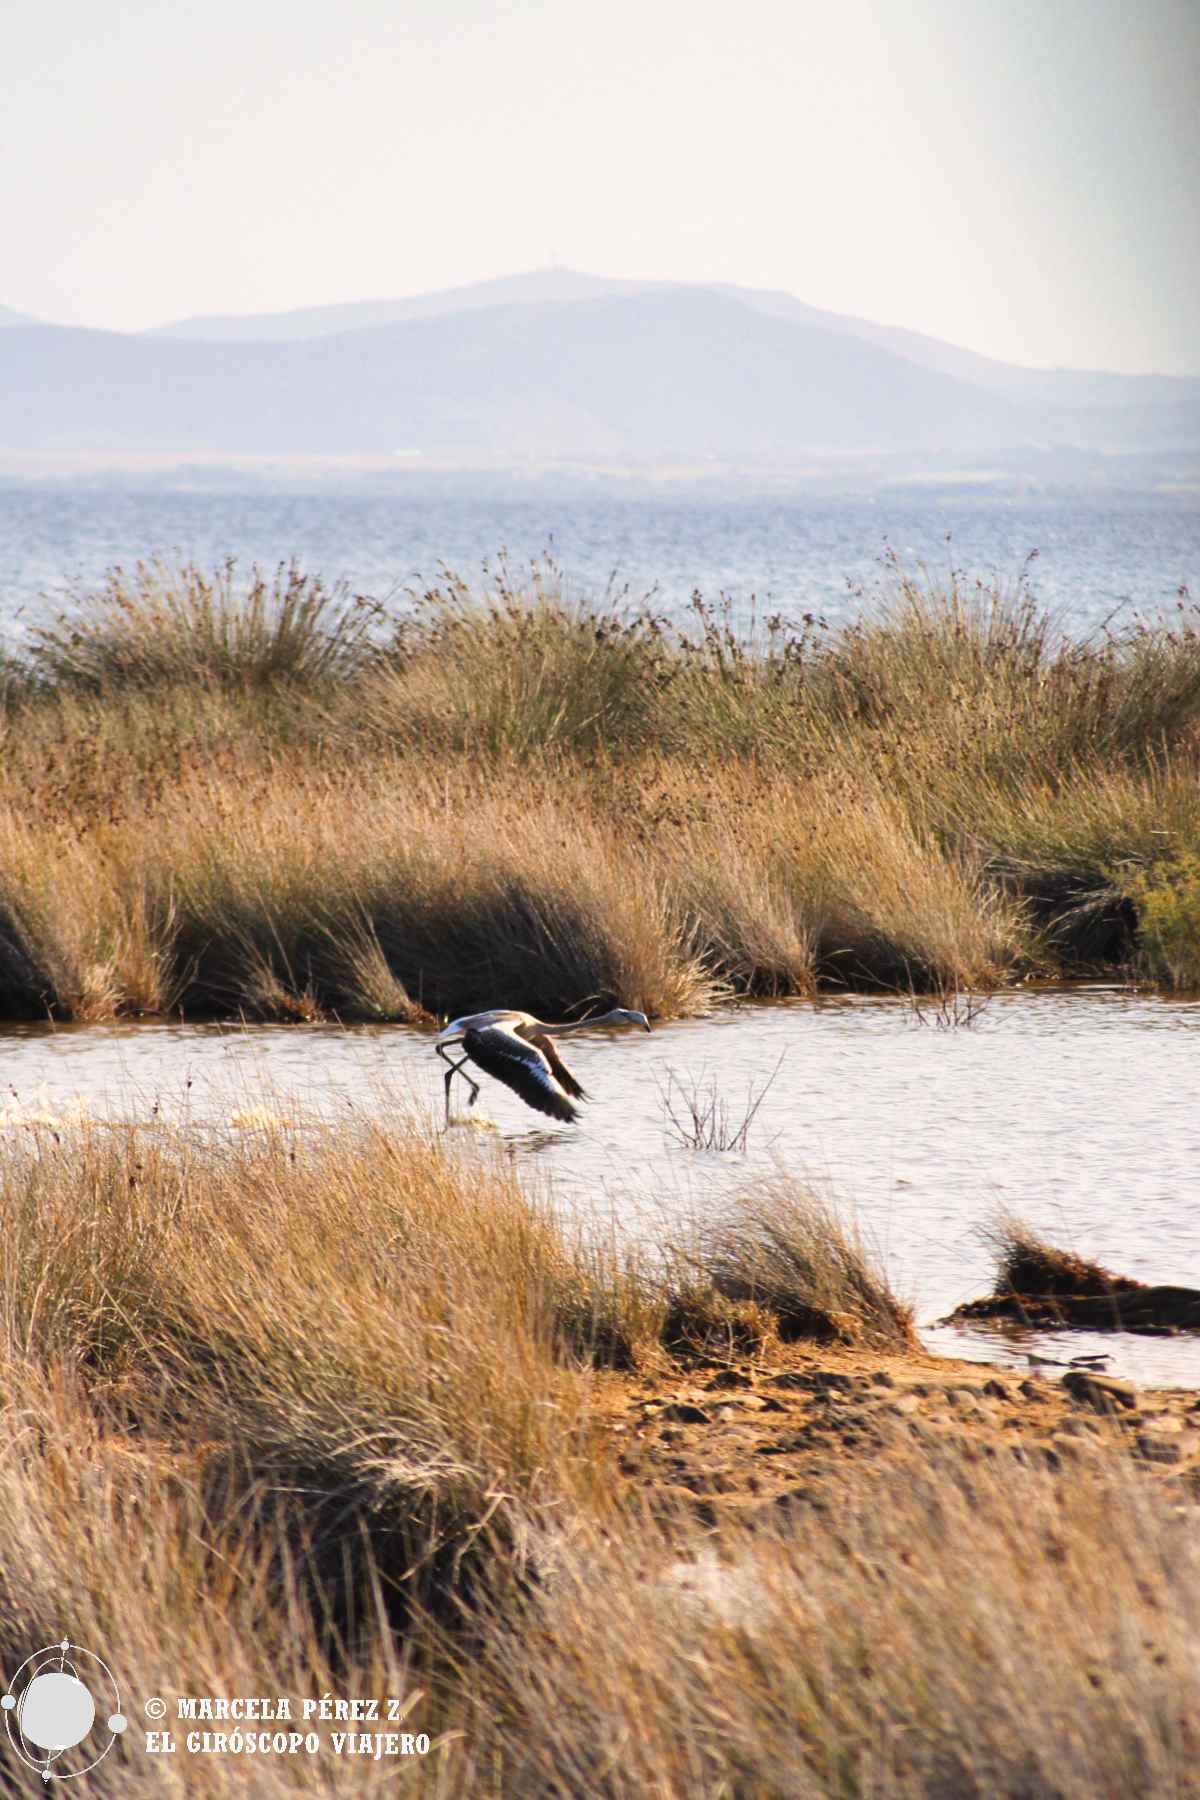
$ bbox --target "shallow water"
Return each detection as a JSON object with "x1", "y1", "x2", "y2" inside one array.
[
  {"x1": 1, "y1": 989, "x2": 1196, "y2": 1386},
  {"x1": 2, "y1": 488, "x2": 1197, "y2": 633}
]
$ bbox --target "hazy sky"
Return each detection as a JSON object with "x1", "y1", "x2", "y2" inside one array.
[{"x1": 4, "y1": 0, "x2": 1197, "y2": 372}]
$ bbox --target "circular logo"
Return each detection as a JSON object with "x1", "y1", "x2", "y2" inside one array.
[{"x1": 2, "y1": 1641, "x2": 127, "y2": 1783}]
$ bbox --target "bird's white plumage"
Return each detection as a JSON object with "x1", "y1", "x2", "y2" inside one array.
[
  {"x1": 434, "y1": 1006, "x2": 650, "y2": 1123},
  {"x1": 436, "y1": 1008, "x2": 531, "y2": 1046}
]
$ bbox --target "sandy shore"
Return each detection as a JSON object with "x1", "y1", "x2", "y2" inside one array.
[{"x1": 597, "y1": 1343, "x2": 1200, "y2": 1520}]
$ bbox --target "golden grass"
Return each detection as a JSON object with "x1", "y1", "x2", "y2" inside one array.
[
  {"x1": 679, "y1": 1175, "x2": 918, "y2": 1352},
  {"x1": 0, "y1": 562, "x2": 1198, "y2": 1023},
  {"x1": 0, "y1": 1122, "x2": 1195, "y2": 1794},
  {"x1": 470, "y1": 1446, "x2": 1200, "y2": 1798},
  {"x1": 28, "y1": 558, "x2": 371, "y2": 695}
]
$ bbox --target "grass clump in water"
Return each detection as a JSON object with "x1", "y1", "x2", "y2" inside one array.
[{"x1": 985, "y1": 1213, "x2": 1145, "y2": 1299}]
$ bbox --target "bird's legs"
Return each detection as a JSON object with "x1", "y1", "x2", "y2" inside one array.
[{"x1": 436, "y1": 1042, "x2": 479, "y2": 1123}]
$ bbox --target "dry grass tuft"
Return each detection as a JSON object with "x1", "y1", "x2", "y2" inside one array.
[
  {"x1": 0, "y1": 1119, "x2": 619, "y2": 1665},
  {"x1": 28, "y1": 558, "x2": 372, "y2": 694},
  {"x1": 985, "y1": 1212, "x2": 1145, "y2": 1298},
  {"x1": 681, "y1": 1175, "x2": 918, "y2": 1352}
]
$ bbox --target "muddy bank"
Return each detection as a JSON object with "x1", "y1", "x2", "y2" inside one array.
[
  {"x1": 943, "y1": 1230, "x2": 1200, "y2": 1336},
  {"x1": 947, "y1": 1285, "x2": 1200, "y2": 1334},
  {"x1": 596, "y1": 1342, "x2": 1200, "y2": 1522}
]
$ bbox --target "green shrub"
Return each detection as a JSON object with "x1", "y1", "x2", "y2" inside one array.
[{"x1": 1125, "y1": 851, "x2": 1200, "y2": 989}]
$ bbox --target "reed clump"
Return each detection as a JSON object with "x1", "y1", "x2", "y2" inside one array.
[
  {"x1": 984, "y1": 1213, "x2": 1145, "y2": 1299},
  {"x1": 1, "y1": 559, "x2": 1199, "y2": 1023},
  {"x1": 680, "y1": 1175, "x2": 918, "y2": 1351},
  {"x1": 28, "y1": 557, "x2": 372, "y2": 694}
]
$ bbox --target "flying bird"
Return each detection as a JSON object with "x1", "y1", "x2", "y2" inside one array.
[{"x1": 434, "y1": 1008, "x2": 651, "y2": 1123}]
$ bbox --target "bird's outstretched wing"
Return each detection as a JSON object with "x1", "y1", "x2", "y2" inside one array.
[
  {"x1": 526, "y1": 1031, "x2": 589, "y2": 1101},
  {"x1": 463, "y1": 1025, "x2": 581, "y2": 1122}
]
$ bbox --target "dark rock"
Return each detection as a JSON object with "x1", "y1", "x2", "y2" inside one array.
[
  {"x1": 659, "y1": 1402, "x2": 713, "y2": 1425},
  {"x1": 1136, "y1": 1435, "x2": 1183, "y2": 1465},
  {"x1": 769, "y1": 1370, "x2": 857, "y2": 1393},
  {"x1": 1062, "y1": 1371, "x2": 1138, "y2": 1412}
]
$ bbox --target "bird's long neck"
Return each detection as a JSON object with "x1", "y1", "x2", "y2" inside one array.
[{"x1": 541, "y1": 1010, "x2": 628, "y2": 1036}]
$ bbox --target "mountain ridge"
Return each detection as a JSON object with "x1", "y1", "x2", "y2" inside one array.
[
  {"x1": 1, "y1": 280, "x2": 1196, "y2": 459},
  {"x1": 146, "y1": 267, "x2": 1196, "y2": 408}
]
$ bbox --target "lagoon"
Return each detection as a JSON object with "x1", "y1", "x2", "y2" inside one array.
[{"x1": 4, "y1": 986, "x2": 1196, "y2": 1386}]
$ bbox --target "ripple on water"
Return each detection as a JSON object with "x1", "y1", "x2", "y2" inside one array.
[{"x1": 0, "y1": 988, "x2": 1196, "y2": 1386}]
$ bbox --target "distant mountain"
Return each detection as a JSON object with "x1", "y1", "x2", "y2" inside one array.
[
  {"x1": 707, "y1": 284, "x2": 1193, "y2": 412},
  {"x1": 0, "y1": 303, "x2": 41, "y2": 328},
  {"x1": 151, "y1": 267, "x2": 1193, "y2": 415},
  {"x1": 3, "y1": 283, "x2": 1197, "y2": 459},
  {"x1": 148, "y1": 270, "x2": 647, "y2": 343}
]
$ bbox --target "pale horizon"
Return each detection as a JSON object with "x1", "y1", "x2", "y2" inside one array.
[{"x1": 4, "y1": 0, "x2": 1198, "y2": 376}]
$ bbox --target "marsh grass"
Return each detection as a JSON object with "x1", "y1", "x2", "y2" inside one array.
[
  {"x1": 676, "y1": 1175, "x2": 917, "y2": 1352},
  {"x1": 0, "y1": 561, "x2": 1198, "y2": 1023},
  {"x1": 0, "y1": 1123, "x2": 1195, "y2": 1794},
  {"x1": 28, "y1": 558, "x2": 373, "y2": 694},
  {"x1": 366, "y1": 566, "x2": 675, "y2": 758},
  {"x1": 0, "y1": 1118, "x2": 624, "y2": 1686},
  {"x1": 471, "y1": 1443, "x2": 1199, "y2": 1800},
  {"x1": 1123, "y1": 848, "x2": 1200, "y2": 988},
  {"x1": 0, "y1": 1128, "x2": 897, "y2": 1699}
]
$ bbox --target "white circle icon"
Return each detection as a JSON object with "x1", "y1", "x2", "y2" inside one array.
[{"x1": 2, "y1": 1642, "x2": 127, "y2": 1782}]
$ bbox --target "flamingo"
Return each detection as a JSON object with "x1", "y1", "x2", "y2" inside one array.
[{"x1": 434, "y1": 1007, "x2": 650, "y2": 1123}]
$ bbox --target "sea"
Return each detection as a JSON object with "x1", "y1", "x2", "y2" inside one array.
[{"x1": 0, "y1": 483, "x2": 1197, "y2": 640}]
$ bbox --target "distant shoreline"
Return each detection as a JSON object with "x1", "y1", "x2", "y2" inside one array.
[{"x1": 1, "y1": 444, "x2": 1197, "y2": 500}]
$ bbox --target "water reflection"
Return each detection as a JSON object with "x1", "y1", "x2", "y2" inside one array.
[{"x1": 0, "y1": 988, "x2": 1196, "y2": 1385}]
